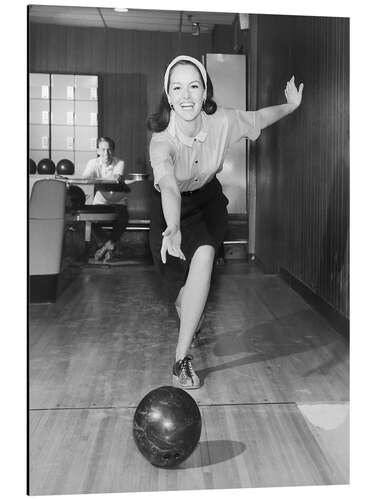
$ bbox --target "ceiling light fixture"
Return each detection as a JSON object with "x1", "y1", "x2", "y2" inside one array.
[
  {"x1": 114, "y1": 7, "x2": 128, "y2": 13},
  {"x1": 192, "y1": 22, "x2": 200, "y2": 36},
  {"x1": 238, "y1": 13, "x2": 249, "y2": 30}
]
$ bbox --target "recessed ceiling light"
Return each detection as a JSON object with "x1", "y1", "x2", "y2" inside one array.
[
  {"x1": 192, "y1": 22, "x2": 200, "y2": 36},
  {"x1": 114, "y1": 7, "x2": 128, "y2": 13}
]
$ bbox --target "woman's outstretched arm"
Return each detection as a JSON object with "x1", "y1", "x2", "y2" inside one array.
[
  {"x1": 256, "y1": 76, "x2": 304, "y2": 129},
  {"x1": 158, "y1": 174, "x2": 186, "y2": 264}
]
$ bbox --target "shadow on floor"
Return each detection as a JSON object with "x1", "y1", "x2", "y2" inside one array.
[
  {"x1": 180, "y1": 440, "x2": 246, "y2": 469},
  {"x1": 198, "y1": 308, "x2": 346, "y2": 384}
]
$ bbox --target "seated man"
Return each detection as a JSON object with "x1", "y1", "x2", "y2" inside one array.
[{"x1": 83, "y1": 136, "x2": 136, "y2": 262}]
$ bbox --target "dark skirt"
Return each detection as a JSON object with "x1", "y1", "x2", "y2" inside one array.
[{"x1": 149, "y1": 177, "x2": 228, "y2": 302}]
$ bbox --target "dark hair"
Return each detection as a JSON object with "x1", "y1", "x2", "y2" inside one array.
[
  {"x1": 97, "y1": 136, "x2": 115, "y2": 150},
  {"x1": 147, "y1": 61, "x2": 217, "y2": 133}
]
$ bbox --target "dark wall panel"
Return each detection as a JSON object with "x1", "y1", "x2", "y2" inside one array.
[
  {"x1": 99, "y1": 73, "x2": 148, "y2": 171},
  {"x1": 250, "y1": 15, "x2": 349, "y2": 318},
  {"x1": 212, "y1": 25, "x2": 236, "y2": 53}
]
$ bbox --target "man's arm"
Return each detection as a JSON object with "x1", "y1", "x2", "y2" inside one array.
[
  {"x1": 82, "y1": 159, "x2": 96, "y2": 179},
  {"x1": 113, "y1": 159, "x2": 125, "y2": 182}
]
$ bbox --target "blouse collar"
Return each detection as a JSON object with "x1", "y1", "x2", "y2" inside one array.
[{"x1": 168, "y1": 110, "x2": 208, "y2": 147}]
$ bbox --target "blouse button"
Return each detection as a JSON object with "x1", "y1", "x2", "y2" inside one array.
[{"x1": 194, "y1": 160, "x2": 198, "y2": 164}]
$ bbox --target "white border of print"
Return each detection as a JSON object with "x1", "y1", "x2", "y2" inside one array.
[{"x1": 2, "y1": 1, "x2": 374, "y2": 499}]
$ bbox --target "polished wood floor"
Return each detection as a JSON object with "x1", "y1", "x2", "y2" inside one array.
[{"x1": 28, "y1": 262, "x2": 349, "y2": 495}]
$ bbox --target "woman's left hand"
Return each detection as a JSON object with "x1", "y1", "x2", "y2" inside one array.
[{"x1": 284, "y1": 76, "x2": 304, "y2": 109}]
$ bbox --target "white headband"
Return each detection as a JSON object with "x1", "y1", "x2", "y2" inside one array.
[{"x1": 164, "y1": 55, "x2": 207, "y2": 99}]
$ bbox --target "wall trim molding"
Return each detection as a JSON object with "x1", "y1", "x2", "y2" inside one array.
[{"x1": 279, "y1": 267, "x2": 349, "y2": 340}]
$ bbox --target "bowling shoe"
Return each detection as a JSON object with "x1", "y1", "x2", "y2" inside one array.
[
  {"x1": 102, "y1": 249, "x2": 114, "y2": 263},
  {"x1": 173, "y1": 355, "x2": 201, "y2": 389},
  {"x1": 94, "y1": 240, "x2": 115, "y2": 261}
]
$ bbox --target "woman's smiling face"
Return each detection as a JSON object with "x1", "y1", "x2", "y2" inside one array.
[{"x1": 168, "y1": 63, "x2": 205, "y2": 122}]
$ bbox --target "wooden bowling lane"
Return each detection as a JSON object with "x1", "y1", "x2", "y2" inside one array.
[
  {"x1": 198, "y1": 403, "x2": 347, "y2": 489},
  {"x1": 197, "y1": 305, "x2": 348, "y2": 404},
  {"x1": 29, "y1": 402, "x2": 348, "y2": 495},
  {"x1": 29, "y1": 266, "x2": 172, "y2": 409},
  {"x1": 28, "y1": 262, "x2": 349, "y2": 494},
  {"x1": 29, "y1": 264, "x2": 348, "y2": 409},
  {"x1": 297, "y1": 402, "x2": 349, "y2": 481}
]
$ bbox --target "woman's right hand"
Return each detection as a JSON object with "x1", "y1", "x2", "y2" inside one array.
[{"x1": 160, "y1": 225, "x2": 186, "y2": 264}]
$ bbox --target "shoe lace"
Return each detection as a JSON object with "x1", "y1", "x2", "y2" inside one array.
[{"x1": 180, "y1": 355, "x2": 194, "y2": 381}]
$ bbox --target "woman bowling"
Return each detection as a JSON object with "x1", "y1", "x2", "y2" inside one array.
[{"x1": 148, "y1": 55, "x2": 303, "y2": 389}]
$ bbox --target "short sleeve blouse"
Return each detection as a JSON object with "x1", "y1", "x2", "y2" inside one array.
[{"x1": 149, "y1": 107, "x2": 261, "y2": 192}]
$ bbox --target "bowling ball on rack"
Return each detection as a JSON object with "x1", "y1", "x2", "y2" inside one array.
[
  {"x1": 66, "y1": 185, "x2": 86, "y2": 211},
  {"x1": 56, "y1": 158, "x2": 74, "y2": 175},
  {"x1": 37, "y1": 158, "x2": 55, "y2": 175},
  {"x1": 29, "y1": 158, "x2": 37, "y2": 174},
  {"x1": 133, "y1": 386, "x2": 202, "y2": 468}
]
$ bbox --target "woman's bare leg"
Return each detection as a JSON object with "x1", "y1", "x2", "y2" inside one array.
[
  {"x1": 175, "y1": 286, "x2": 205, "y2": 337},
  {"x1": 174, "y1": 286, "x2": 185, "y2": 318},
  {"x1": 175, "y1": 245, "x2": 215, "y2": 361}
]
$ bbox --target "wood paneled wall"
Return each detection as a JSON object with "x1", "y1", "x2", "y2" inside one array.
[
  {"x1": 212, "y1": 25, "x2": 236, "y2": 54},
  {"x1": 248, "y1": 15, "x2": 349, "y2": 318},
  {"x1": 29, "y1": 23, "x2": 213, "y2": 170}
]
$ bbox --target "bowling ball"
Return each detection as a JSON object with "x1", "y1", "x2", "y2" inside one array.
[
  {"x1": 37, "y1": 158, "x2": 55, "y2": 175},
  {"x1": 56, "y1": 158, "x2": 74, "y2": 175},
  {"x1": 29, "y1": 158, "x2": 37, "y2": 174},
  {"x1": 133, "y1": 386, "x2": 201, "y2": 468},
  {"x1": 66, "y1": 185, "x2": 86, "y2": 210},
  {"x1": 101, "y1": 191, "x2": 127, "y2": 204}
]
